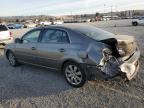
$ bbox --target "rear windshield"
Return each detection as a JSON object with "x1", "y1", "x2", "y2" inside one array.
[
  {"x1": 74, "y1": 25, "x2": 115, "y2": 40},
  {"x1": 0, "y1": 25, "x2": 8, "y2": 31}
]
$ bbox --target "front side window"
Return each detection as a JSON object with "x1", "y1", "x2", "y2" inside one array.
[
  {"x1": 41, "y1": 29, "x2": 69, "y2": 43},
  {"x1": 22, "y1": 30, "x2": 41, "y2": 43}
]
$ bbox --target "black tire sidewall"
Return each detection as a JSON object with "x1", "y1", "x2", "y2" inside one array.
[
  {"x1": 133, "y1": 22, "x2": 138, "y2": 26},
  {"x1": 8, "y1": 51, "x2": 17, "y2": 67},
  {"x1": 63, "y1": 62, "x2": 86, "y2": 87}
]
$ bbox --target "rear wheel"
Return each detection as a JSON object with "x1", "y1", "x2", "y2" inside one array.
[
  {"x1": 132, "y1": 22, "x2": 138, "y2": 26},
  {"x1": 7, "y1": 51, "x2": 19, "y2": 67},
  {"x1": 63, "y1": 62, "x2": 86, "y2": 87}
]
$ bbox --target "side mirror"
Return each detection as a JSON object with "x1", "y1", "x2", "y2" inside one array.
[{"x1": 15, "y1": 38, "x2": 22, "y2": 43}]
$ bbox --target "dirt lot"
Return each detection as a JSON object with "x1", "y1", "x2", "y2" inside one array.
[{"x1": 0, "y1": 19, "x2": 144, "y2": 108}]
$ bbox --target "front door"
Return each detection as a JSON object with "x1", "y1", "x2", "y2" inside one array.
[{"x1": 15, "y1": 29, "x2": 41, "y2": 64}]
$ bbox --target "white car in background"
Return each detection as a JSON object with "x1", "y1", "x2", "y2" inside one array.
[
  {"x1": 86, "y1": 19, "x2": 91, "y2": 22},
  {"x1": 40, "y1": 21, "x2": 52, "y2": 26},
  {"x1": 132, "y1": 17, "x2": 144, "y2": 26},
  {"x1": 24, "y1": 23, "x2": 37, "y2": 28},
  {"x1": 53, "y1": 20, "x2": 63, "y2": 25},
  {"x1": 0, "y1": 24, "x2": 13, "y2": 46}
]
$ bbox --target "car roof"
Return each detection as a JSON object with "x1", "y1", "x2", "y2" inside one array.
[
  {"x1": 36, "y1": 24, "x2": 91, "y2": 43},
  {"x1": 40, "y1": 24, "x2": 93, "y2": 31}
]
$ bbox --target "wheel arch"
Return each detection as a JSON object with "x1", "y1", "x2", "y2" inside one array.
[
  {"x1": 61, "y1": 58, "x2": 90, "y2": 78},
  {"x1": 132, "y1": 21, "x2": 138, "y2": 26},
  {"x1": 61, "y1": 59, "x2": 83, "y2": 72},
  {"x1": 5, "y1": 49, "x2": 13, "y2": 59}
]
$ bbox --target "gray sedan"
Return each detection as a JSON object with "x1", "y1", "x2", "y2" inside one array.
[{"x1": 5, "y1": 24, "x2": 140, "y2": 87}]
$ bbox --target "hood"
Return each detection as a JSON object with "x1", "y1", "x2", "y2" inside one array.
[{"x1": 5, "y1": 43, "x2": 15, "y2": 50}]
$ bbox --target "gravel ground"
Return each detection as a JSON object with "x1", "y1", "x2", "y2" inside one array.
[{"x1": 0, "y1": 19, "x2": 144, "y2": 108}]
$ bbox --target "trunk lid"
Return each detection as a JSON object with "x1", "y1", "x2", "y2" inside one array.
[
  {"x1": 100, "y1": 35, "x2": 137, "y2": 57},
  {"x1": 115, "y1": 35, "x2": 137, "y2": 56}
]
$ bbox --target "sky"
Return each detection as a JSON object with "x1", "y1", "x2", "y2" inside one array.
[{"x1": 0, "y1": 0, "x2": 144, "y2": 16}]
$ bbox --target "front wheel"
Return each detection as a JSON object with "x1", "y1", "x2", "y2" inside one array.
[
  {"x1": 7, "y1": 51, "x2": 19, "y2": 67},
  {"x1": 63, "y1": 62, "x2": 86, "y2": 87}
]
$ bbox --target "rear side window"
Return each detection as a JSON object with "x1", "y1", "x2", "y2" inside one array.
[
  {"x1": 0, "y1": 25, "x2": 8, "y2": 31},
  {"x1": 41, "y1": 29, "x2": 69, "y2": 43},
  {"x1": 74, "y1": 26, "x2": 114, "y2": 40}
]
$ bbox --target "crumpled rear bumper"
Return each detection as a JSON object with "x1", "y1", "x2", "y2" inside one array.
[
  {"x1": 119, "y1": 48, "x2": 140, "y2": 80},
  {"x1": 86, "y1": 48, "x2": 140, "y2": 81}
]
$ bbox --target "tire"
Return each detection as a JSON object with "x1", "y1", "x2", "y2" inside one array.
[
  {"x1": 63, "y1": 62, "x2": 86, "y2": 87},
  {"x1": 132, "y1": 22, "x2": 138, "y2": 26},
  {"x1": 7, "y1": 51, "x2": 19, "y2": 67}
]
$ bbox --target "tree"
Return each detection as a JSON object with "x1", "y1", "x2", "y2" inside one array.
[
  {"x1": 16, "y1": 19, "x2": 20, "y2": 23},
  {"x1": 120, "y1": 12, "x2": 125, "y2": 17},
  {"x1": 21, "y1": 19, "x2": 26, "y2": 22},
  {"x1": 95, "y1": 12, "x2": 101, "y2": 21},
  {"x1": 95, "y1": 12, "x2": 100, "y2": 17},
  {"x1": 0, "y1": 19, "x2": 2, "y2": 23}
]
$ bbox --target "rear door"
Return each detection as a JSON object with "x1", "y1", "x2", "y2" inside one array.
[
  {"x1": 36, "y1": 28, "x2": 70, "y2": 69},
  {"x1": 15, "y1": 29, "x2": 42, "y2": 64}
]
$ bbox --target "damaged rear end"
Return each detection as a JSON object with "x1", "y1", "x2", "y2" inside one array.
[
  {"x1": 86, "y1": 35, "x2": 140, "y2": 81},
  {"x1": 74, "y1": 25, "x2": 140, "y2": 81}
]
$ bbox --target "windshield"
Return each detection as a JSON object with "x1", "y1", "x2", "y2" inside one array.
[{"x1": 75, "y1": 25, "x2": 115, "y2": 40}]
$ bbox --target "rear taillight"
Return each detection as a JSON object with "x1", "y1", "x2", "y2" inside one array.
[
  {"x1": 9, "y1": 31, "x2": 13, "y2": 39},
  {"x1": 9, "y1": 32, "x2": 12, "y2": 37}
]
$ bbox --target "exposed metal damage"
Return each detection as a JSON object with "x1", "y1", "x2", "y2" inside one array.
[
  {"x1": 87, "y1": 35, "x2": 140, "y2": 80},
  {"x1": 99, "y1": 48, "x2": 120, "y2": 78}
]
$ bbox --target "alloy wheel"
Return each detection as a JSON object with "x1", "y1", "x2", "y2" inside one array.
[
  {"x1": 65, "y1": 65, "x2": 83, "y2": 86},
  {"x1": 8, "y1": 52, "x2": 16, "y2": 66}
]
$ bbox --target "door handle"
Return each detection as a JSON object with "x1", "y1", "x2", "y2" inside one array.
[
  {"x1": 59, "y1": 48, "x2": 65, "y2": 52},
  {"x1": 31, "y1": 47, "x2": 36, "y2": 50}
]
